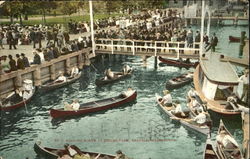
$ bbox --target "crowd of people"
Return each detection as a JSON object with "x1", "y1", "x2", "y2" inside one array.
[
  {"x1": 0, "y1": 35, "x2": 91, "y2": 75},
  {"x1": 94, "y1": 9, "x2": 219, "y2": 53}
]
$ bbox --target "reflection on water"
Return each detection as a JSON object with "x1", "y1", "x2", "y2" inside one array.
[{"x1": 0, "y1": 25, "x2": 248, "y2": 159}]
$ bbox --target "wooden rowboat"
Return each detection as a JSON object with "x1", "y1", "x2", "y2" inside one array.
[
  {"x1": 159, "y1": 56, "x2": 199, "y2": 68},
  {"x1": 165, "y1": 72, "x2": 193, "y2": 90},
  {"x1": 50, "y1": 89, "x2": 137, "y2": 118},
  {"x1": 0, "y1": 89, "x2": 35, "y2": 111},
  {"x1": 155, "y1": 94, "x2": 210, "y2": 135},
  {"x1": 229, "y1": 36, "x2": 240, "y2": 42},
  {"x1": 34, "y1": 141, "x2": 116, "y2": 159},
  {"x1": 216, "y1": 120, "x2": 243, "y2": 159},
  {"x1": 203, "y1": 139, "x2": 220, "y2": 159},
  {"x1": 40, "y1": 72, "x2": 82, "y2": 92},
  {"x1": 95, "y1": 69, "x2": 133, "y2": 86}
]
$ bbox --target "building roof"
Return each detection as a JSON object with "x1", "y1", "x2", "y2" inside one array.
[{"x1": 200, "y1": 53, "x2": 239, "y2": 84}]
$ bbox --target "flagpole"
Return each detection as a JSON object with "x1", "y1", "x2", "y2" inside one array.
[
  {"x1": 200, "y1": 0, "x2": 205, "y2": 57},
  {"x1": 89, "y1": 0, "x2": 95, "y2": 57}
]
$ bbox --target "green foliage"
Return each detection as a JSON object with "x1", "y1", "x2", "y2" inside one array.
[{"x1": 0, "y1": 13, "x2": 123, "y2": 26}]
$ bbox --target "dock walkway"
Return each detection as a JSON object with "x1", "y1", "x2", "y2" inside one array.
[{"x1": 242, "y1": 112, "x2": 249, "y2": 159}]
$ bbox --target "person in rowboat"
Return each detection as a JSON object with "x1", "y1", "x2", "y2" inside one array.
[
  {"x1": 104, "y1": 68, "x2": 114, "y2": 80},
  {"x1": 15, "y1": 79, "x2": 34, "y2": 100},
  {"x1": 187, "y1": 88, "x2": 197, "y2": 101},
  {"x1": 121, "y1": 88, "x2": 134, "y2": 97},
  {"x1": 64, "y1": 99, "x2": 80, "y2": 111},
  {"x1": 189, "y1": 96, "x2": 204, "y2": 115},
  {"x1": 191, "y1": 109, "x2": 207, "y2": 126},
  {"x1": 57, "y1": 151, "x2": 72, "y2": 159},
  {"x1": 122, "y1": 65, "x2": 131, "y2": 74},
  {"x1": 216, "y1": 130, "x2": 241, "y2": 158},
  {"x1": 64, "y1": 144, "x2": 79, "y2": 158},
  {"x1": 185, "y1": 72, "x2": 193, "y2": 78},
  {"x1": 55, "y1": 71, "x2": 67, "y2": 83},
  {"x1": 70, "y1": 66, "x2": 79, "y2": 78},
  {"x1": 115, "y1": 150, "x2": 129, "y2": 159},
  {"x1": 171, "y1": 101, "x2": 189, "y2": 118},
  {"x1": 160, "y1": 90, "x2": 172, "y2": 107},
  {"x1": 225, "y1": 93, "x2": 239, "y2": 110}
]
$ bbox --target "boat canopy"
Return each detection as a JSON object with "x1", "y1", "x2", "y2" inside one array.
[{"x1": 200, "y1": 53, "x2": 239, "y2": 85}]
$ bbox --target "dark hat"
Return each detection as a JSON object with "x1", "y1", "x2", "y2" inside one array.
[
  {"x1": 116, "y1": 150, "x2": 122, "y2": 154},
  {"x1": 21, "y1": 53, "x2": 25, "y2": 56}
]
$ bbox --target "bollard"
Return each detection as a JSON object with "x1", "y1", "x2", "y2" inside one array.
[{"x1": 154, "y1": 56, "x2": 158, "y2": 69}]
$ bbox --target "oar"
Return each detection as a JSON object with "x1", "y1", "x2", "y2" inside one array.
[
  {"x1": 170, "y1": 116, "x2": 192, "y2": 122},
  {"x1": 23, "y1": 97, "x2": 28, "y2": 113},
  {"x1": 90, "y1": 63, "x2": 98, "y2": 72},
  {"x1": 22, "y1": 91, "x2": 28, "y2": 113}
]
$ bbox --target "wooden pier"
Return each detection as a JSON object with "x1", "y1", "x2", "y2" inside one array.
[
  {"x1": 242, "y1": 112, "x2": 249, "y2": 159},
  {"x1": 0, "y1": 48, "x2": 91, "y2": 99}
]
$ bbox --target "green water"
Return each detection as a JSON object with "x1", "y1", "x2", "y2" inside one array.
[{"x1": 0, "y1": 25, "x2": 248, "y2": 159}]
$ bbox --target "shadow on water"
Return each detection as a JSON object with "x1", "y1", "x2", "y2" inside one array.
[{"x1": 50, "y1": 100, "x2": 137, "y2": 127}]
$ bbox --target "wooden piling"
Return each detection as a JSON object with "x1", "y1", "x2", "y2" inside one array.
[
  {"x1": 14, "y1": 73, "x2": 23, "y2": 88},
  {"x1": 65, "y1": 58, "x2": 71, "y2": 74},
  {"x1": 34, "y1": 67, "x2": 41, "y2": 86},
  {"x1": 50, "y1": 64, "x2": 56, "y2": 80},
  {"x1": 154, "y1": 56, "x2": 158, "y2": 69}
]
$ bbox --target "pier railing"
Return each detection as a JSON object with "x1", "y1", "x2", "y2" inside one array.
[{"x1": 95, "y1": 38, "x2": 200, "y2": 58}]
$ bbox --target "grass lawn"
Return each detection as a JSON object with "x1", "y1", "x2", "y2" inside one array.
[{"x1": 0, "y1": 13, "x2": 125, "y2": 26}]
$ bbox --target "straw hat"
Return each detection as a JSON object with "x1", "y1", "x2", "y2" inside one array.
[
  {"x1": 163, "y1": 90, "x2": 170, "y2": 95},
  {"x1": 23, "y1": 79, "x2": 32, "y2": 84},
  {"x1": 245, "y1": 69, "x2": 249, "y2": 74},
  {"x1": 220, "y1": 130, "x2": 227, "y2": 134}
]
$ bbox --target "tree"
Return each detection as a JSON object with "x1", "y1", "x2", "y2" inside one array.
[{"x1": 59, "y1": 2, "x2": 78, "y2": 17}]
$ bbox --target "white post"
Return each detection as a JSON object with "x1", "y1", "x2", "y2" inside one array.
[
  {"x1": 206, "y1": 7, "x2": 211, "y2": 37},
  {"x1": 89, "y1": 0, "x2": 95, "y2": 56},
  {"x1": 155, "y1": 41, "x2": 157, "y2": 56},
  {"x1": 111, "y1": 39, "x2": 114, "y2": 54},
  {"x1": 132, "y1": 41, "x2": 135, "y2": 55},
  {"x1": 200, "y1": 0, "x2": 205, "y2": 57}
]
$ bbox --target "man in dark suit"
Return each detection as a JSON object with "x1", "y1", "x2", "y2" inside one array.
[
  {"x1": 32, "y1": 51, "x2": 41, "y2": 65},
  {"x1": 21, "y1": 53, "x2": 30, "y2": 67},
  {"x1": 7, "y1": 30, "x2": 16, "y2": 50},
  {"x1": 36, "y1": 29, "x2": 43, "y2": 49},
  {"x1": 29, "y1": 28, "x2": 36, "y2": 49},
  {"x1": 16, "y1": 54, "x2": 25, "y2": 70},
  {"x1": 8, "y1": 55, "x2": 17, "y2": 71}
]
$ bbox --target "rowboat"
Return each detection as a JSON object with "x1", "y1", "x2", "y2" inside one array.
[
  {"x1": 165, "y1": 72, "x2": 193, "y2": 90},
  {"x1": 216, "y1": 120, "x2": 243, "y2": 159},
  {"x1": 159, "y1": 56, "x2": 199, "y2": 68},
  {"x1": 40, "y1": 72, "x2": 82, "y2": 92},
  {"x1": 50, "y1": 89, "x2": 137, "y2": 118},
  {"x1": 34, "y1": 141, "x2": 116, "y2": 159},
  {"x1": 229, "y1": 36, "x2": 240, "y2": 42},
  {"x1": 95, "y1": 69, "x2": 133, "y2": 86},
  {"x1": 155, "y1": 94, "x2": 210, "y2": 135},
  {"x1": 203, "y1": 139, "x2": 220, "y2": 159},
  {"x1": 0, "y1": 89, "x2": 35, "y2": 111}
]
